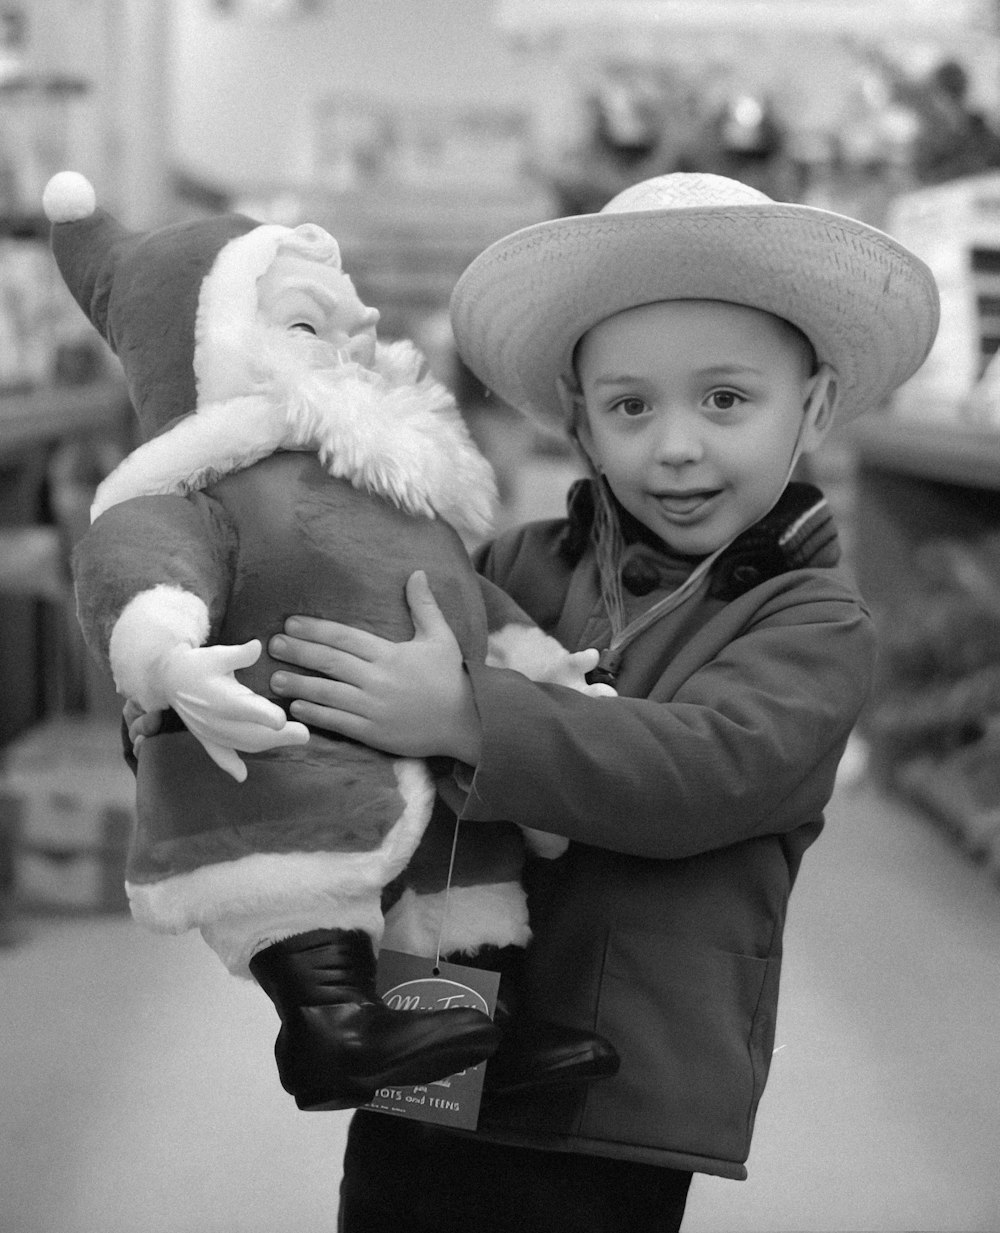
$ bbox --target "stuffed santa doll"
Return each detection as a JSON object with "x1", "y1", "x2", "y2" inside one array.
[{"x1": 43, "y1": 172, "x2": 617, "y2": 1111}]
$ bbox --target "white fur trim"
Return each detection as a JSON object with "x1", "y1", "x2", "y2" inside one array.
[
  {"x1": 91, "y1": 349, "x2": 497, "y2": 537},
  {"x1": 127, "y1": 756, "x2": 434, "y2": 933},
  {"x1": 201, "y1": 898, "x2": 385, "y2": 979},
  {"x1": 381, "y1": 882, "x2": 531, "y2": 961},
  {"x1": 487, "y1": 623, "x2": 593, "y2": 691},
  {"x1": 43, "y1": 171, "x2": 96, "y2": 222},
  {"x1": 194, "y1": 224, "x2": 293, "y2": 406},
  {"x1": 91, "y1": 394, "x2": 286, "y2": 520},
  {"x1": 108, "y1": 585, "x2": 210, "y2": 705}
]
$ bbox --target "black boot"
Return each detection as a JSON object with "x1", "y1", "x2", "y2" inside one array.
[
  {"x1": 250, "y1": 928, "x2": 501, "y2": 1111},
  {"x1": 451, "y1": 944, "x2": 620, "y2": 1098}
]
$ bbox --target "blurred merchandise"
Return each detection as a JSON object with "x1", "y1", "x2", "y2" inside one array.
[
  {"x1": 887, "y1": 172, "x2": 1000, "y2": 423},
  {"x1": 542, "y1": 60, "x2": 688, "y2": 215},
  {"x1": 896, "y1": 728, "x2": 1000, "y2": 866},
  {"x1": 0, "y1": 236, "x2": 56, "y2": 388},
  {"x1": 0, "y1": 66, "x2": 111, "y2": 391},
  {"x1": 0, "y1": 73, "x2": 90, "y2": 218},
  {"x1": 868, "y1": 534, "x2": 1000, "y2": 873},
  {"x1": 0, "y1": 718, "x2": 132, "y2": 915},
  {"x1": 499, "y1": 1, "x2": 1000, "y2": 227},
  {"x1": 315, "y1": 95, "x2": 531, "y2": 193}
]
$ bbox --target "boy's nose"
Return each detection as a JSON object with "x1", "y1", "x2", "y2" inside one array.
[{"x1": 653, "y1": 412, "x2": 703, "y2": 465}]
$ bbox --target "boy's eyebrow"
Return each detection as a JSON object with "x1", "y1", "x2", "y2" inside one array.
[
  {"x1": 590, "y1": 363, "x2": 765, "y2": 387},
  {"x1": 697, "y1": 363, "x2": 765, "y2": 378},
  {"x1": 589, "y1": 373, "x2": 644, "y2": 388}
]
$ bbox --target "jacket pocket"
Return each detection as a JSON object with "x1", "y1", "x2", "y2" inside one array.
[{"x1": 580, "y1": 928, "x2": 780, "y2": 1165}]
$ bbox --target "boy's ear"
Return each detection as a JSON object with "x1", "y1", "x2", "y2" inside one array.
[{"x1": 801, "y1": 363, "x2": 838, "y2": 451}]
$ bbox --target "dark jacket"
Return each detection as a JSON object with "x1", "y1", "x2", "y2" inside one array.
[{"x1": 459, "y1": 481, "x2": 877, "y2": 1179}]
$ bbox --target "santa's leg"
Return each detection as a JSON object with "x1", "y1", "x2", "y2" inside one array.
[
  {"x1": 129, "y1": 747, "x2": 500, "y2": 1109},
  {"x1": 384, "y1": 798, "x2": 619, "y2": 1097},
  {"x1": 248, "y1": 926, "x2": 499, "y2": 1110}
]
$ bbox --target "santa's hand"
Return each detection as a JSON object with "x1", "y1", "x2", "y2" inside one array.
[
  {"x1": 155, "y1": 640, "x2": 310, "y2": 782},
  {"x1": 564, "y1": 648, "x2": 618, "y2": 698},
  {"x1": 486, "y1": 631, "x2": 617, "y2": 698}
]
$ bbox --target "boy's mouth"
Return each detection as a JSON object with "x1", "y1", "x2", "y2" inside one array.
[{"x1": 653, "y1": 489, "x2": 720, "y2": 519}]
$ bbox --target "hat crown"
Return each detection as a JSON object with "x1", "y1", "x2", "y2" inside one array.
[{"x1": 602, "y1": 172, "x2": 775, "y2": 215}]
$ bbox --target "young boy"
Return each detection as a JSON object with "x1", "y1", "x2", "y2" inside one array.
[{"x1": 268, "y1": 172, "x2": 939, "y2": 1232}]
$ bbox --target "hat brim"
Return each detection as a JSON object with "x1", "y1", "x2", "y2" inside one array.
[{"x1": 449, "y1": 202, "x2": 940, "y2": 428}]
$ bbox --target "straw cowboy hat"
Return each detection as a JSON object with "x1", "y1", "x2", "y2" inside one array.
[{"x1": 450, "y1": 173, "x2": 940, "y2": 430}]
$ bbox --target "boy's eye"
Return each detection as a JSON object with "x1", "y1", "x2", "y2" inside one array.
[
  {"x1": 613, "y1": 397, "x2": 648, "y2": 417},
  {"x1": 707, "y1": 390, "x2": 743, "y2": 411},
  {"x1": 290, "y1": 322, "x2": 318, "y2": 335}
]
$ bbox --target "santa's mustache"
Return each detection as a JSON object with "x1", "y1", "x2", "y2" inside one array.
[{"x1": 248, "y1": 321, "x2": 373, "y2": 380}]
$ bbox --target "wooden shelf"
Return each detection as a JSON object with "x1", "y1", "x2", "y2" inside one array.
[
  {"x1": 0, "y1": 378, "x2": 132, "y2": 747},
  {"x1": 850, "y1": 416, "x2": 1000, "y2": 615},
  {"x1": 850, "y1": 413, "x2": 1000, "y2": 866},
  {"x1": 0, "y1": 379, "x2": 131, "y2": 454},
  {"x1": 849, "y1": 415, "x2": 1000, "y2": 491}
]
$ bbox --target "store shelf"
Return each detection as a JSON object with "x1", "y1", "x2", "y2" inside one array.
[
  {"x1": 849, "y1": 414, "x2": 1000, "y2": 613},
  {"x1": 0, "y1": 379, "x2": 132, "y2": 746},
  {"x1": 849, "y1": 415, "x2": 1000, "y2": 490},
  {"x1": 850, "y1": 412, "x2": 1000, "y2": 872},
  {"x1": 0, "y1": 378, "x2": 131, "y2": 453}
]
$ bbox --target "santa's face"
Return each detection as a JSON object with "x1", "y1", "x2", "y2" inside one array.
[{"x1": 255, "y1": 248, "x2": 380, "y2": 368}]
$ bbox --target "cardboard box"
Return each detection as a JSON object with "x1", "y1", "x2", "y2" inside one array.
[{"x1": 0, "y1": 717, "x2": 134, "y2": 913}]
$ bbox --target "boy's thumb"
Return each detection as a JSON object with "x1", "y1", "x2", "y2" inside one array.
[{"x1": 406, "y1": 570, "x2": 448, "y2": 635}]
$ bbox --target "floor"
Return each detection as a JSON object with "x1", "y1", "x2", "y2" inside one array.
[{"x1": 2, "y1": 760, "x2": 999, "y2": 1233}]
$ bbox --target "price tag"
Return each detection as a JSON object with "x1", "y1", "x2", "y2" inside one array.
[{"x1": 365, "y1": 949, "x2": 500, "y2": 1131}]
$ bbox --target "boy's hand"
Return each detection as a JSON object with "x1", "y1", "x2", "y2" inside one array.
[{"x1": 270, "y1": 571, "x2": 482, "y2": 765}]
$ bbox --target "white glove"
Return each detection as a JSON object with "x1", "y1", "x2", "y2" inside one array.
[
  {"x1": 154, "y1": 640, "x2": 310, "y2": 782},
  {"x1": 109, "y1": 586, "x2": 309, "y2": 783},
  {"x1": 487, "y1": 626, "x2": 618, "y2": 698},
  {"x1": 556, "y1": 647, "x2": 619, "y2": 698}
]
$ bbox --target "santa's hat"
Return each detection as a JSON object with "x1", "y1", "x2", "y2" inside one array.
[{"x1": 42, "y1": 172, "x2": 337, "y2": 441}]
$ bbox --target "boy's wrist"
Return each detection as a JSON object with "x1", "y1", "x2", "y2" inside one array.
[{"x1": 447, "y1": 670, "x2": 482, "y2": 766}]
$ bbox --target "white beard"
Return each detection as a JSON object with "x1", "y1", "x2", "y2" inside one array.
[{"x1": 91, "y1": 334, "x2": 498, "y2": 541}]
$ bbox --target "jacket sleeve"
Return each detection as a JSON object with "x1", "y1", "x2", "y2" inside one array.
[
  {"x1": 460, "y1": 572, "x2": 877, "y2": 860},
  {"x1": 72, "y1": 491, "x2": 235, "y2": 669}
]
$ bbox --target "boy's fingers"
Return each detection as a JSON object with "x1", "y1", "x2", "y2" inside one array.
[
  {"x1": 405, "y1": 570, "x2": 451, "y2": 637},
  {"x1": 289, "y1": 699, "x2": 370, "y2": 743},
  {"x1": 273, "y1": 671, "x2": 366, "y2": 713},
  {"x1": 270, "y1": 641, "x2": 371, "y2": 687},
  {"x1": 281, "y1": 616, "x2": 382, "y2": 660}
]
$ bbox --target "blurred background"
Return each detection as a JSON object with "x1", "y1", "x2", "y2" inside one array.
[{"x1": 2, "y1": 2, "x2": 1000, "y2": 1229}]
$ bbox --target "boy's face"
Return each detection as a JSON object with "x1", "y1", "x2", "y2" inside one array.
[
  {"x1": 574, "y1": 299, "x2": 833, "y2": 556},
  {"x1": 256, "y1": 248, "x2": 380, "y2": 367}
]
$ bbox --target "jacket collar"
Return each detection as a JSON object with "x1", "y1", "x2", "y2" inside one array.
[{"x1": 559, "y1": 478, "x2": 840, "y2": 601}]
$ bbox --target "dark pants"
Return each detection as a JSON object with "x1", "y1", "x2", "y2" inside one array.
[{"x1": 338, "y1": 1111, "x2": 692, "y2": 1233}]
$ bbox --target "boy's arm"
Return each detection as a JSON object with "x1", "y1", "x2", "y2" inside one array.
[{"x1": 461, "y1": 585, "x2": 876, "y2": 860}]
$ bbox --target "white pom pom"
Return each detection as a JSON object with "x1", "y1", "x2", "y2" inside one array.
[{"x1": 42, "y1": 172, "x2": 97, "y2": 223}]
